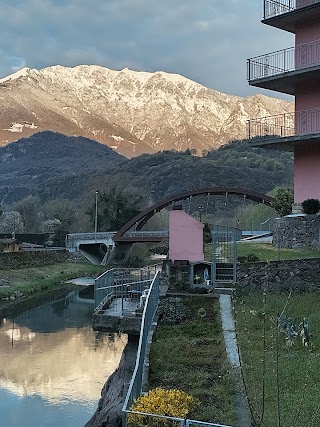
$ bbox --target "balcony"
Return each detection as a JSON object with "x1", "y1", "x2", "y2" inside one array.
[
  {"x1": 247, "y1": 108, "x2": 320, "y2": 150},
  {"x1": 247, "y1": 39, "x2": 320, "y2": 94},
  {"x1": 263, "y1": 0, "x2": 320, "y2": 33}
]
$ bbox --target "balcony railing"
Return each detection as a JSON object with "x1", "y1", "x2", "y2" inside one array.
[
  {"x1": 247, "y1": 108, "x2": 320, "y2": 140},
  {"x1": 247, "y1": 38, "x2": 320, "y2": 81},
  {"x1": 264, "y1": 0, "x2": 320, "y2": 19}
]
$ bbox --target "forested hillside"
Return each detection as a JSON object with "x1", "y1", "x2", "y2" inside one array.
[
  {"x1": 89, "y1": 139, "x2": 293, "y2": 203},
  {"x1": 30, "y1": 138, "x2": 294, "y2": 205},
  {"x1": 0, "y1": 134, "x2": 293, "y2": 233},
  {"x1": 0, "y1": 131, "x2": 125, "y2": 204}
]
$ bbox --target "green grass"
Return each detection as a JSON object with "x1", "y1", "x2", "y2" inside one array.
[
  {"x1": 235, "y1": 292, "x2": 320, "y2": 426},
  {"x1": 205, "y1": 242, "x2": 320, "y2": 262},
  {"x1": 0, "y1": 262, "x2": 105, "y2": 300},
  {"x1": 148, "y1": 296, "x2": 236, "y2": 425},
  {"x1": 237, "y1": 242, "x2": 320, "y2": 262}
]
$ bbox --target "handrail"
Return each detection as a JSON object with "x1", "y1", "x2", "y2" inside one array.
[
  {"x1": 247, "y1": 38, "x2": 320, "y2": 82},
  {"x1": 122, "y1": 271, "x2": 160, "y2": 424},
  {"x1": 121, "y1": 270, "x2": 235, "y2": 427},
  {"x1": 94, "y1": 266, "x2": 158, "y2": 309},
  {"x1": 263, "y1": 0, "x2": 320, "y2": 19},
  {"x1": 247, "y1": 107, "x2": 320, "y2": 139}
]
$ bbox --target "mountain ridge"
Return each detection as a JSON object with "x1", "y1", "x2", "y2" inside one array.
[{"x1": 0, "y1": 65, "x2": 293, "y2": 157}]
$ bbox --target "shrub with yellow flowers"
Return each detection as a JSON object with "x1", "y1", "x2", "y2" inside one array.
[{"x1": 128, "y1": 387, "x2": 199, "y2": 426}]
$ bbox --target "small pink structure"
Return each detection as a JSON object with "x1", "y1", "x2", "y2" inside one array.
[
  {"x1": 168, "y1": 209, "x2": 204, "y2": 263},
  {"x1": 247, "y1": 1, "x2": 320, "y2": 206}
]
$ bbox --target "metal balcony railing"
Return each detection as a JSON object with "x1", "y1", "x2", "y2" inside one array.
[
  {"x1": 247, "y1": 108, "x2": 320, "y2": 140},
  {"x1": 264, "y1": 0, "x2": 320, "y2": 19},
  {"x1": 247, "y1": 38, "x2": 320, "y2": 82}
]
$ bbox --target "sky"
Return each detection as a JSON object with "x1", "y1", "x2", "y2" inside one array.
[{"x1": 0, "y1": 0, "x2": 294, "y2": 99}]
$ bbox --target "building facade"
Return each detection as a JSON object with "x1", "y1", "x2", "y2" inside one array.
[
  {"x1": 168, "y1": 208, "x2": 204, "y2": 263},
  {"x1": 247, "y1": 0, "x2": 320, "y2": 206}
]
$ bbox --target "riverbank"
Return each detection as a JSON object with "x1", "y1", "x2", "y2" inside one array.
[{"x1": 0, "y1": 261, "x2": 105, "y2": 318}]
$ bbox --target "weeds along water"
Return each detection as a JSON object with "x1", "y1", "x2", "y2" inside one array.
[{"x1": 234, "y1": 291, "x2": 320, "y2": 426}]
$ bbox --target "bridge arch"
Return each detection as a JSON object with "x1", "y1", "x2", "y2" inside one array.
[{"x1": 113, "y1": 187, "x2": 275, "y2": 243}]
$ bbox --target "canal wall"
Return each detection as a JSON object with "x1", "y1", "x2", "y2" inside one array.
[{"x1": 85, "y1": 335, "x2": 138, "y2": 427}]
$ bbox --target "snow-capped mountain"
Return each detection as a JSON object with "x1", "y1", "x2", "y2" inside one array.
[{"x1": 0, "y1": 65, "x2": 293, "y2": 157}]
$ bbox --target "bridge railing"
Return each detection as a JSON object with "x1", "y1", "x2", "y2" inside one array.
[{"x1": 124, "y1": 230, "x2": 169, "y2": 237}]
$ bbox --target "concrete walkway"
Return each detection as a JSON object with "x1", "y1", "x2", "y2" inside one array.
[{"x1": 219, "y1": 294, "x2": 250, "y2": 427}]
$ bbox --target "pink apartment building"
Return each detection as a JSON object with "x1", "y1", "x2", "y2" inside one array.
[{"x1": 247, "y1": 0, "x2": 320, "y2": 206}]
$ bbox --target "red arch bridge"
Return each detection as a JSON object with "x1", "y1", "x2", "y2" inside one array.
[{"x1": 65, "y1": 187, "x2": 275, "y2": 265}]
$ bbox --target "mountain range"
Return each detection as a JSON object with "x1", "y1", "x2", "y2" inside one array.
[{"x1": 0, "y1": 65, "x2": 293, "y2": 158}]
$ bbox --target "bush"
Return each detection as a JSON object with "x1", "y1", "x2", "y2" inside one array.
[
  {"x1": 128, "y1": 388, "x2": 199, "y2": 426},
  {"x1": 301, "y1": 198, "x2": 320, "y2": 215},
  {"x1": 272, "y1": 187, "x2": 294, "y2": 216}
]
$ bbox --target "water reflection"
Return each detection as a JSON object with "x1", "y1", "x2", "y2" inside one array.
[{"x1": 0, "y1": 290, "x2": 127, "y2": 426}]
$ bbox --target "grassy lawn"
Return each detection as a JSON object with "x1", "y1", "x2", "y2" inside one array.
[
  {"x1": 0, "y1": 262, "x2": 105, "y2": 300},
  {"x1": 237, "y1": 242, "x2": 320, "y2": 262},
  {"x1": 205, "y1": 242, "x2": 320, "y2": 262},
  {"x1": 235, "y1": 292, "x2": 320, "y2": 426},
  {"x1": 148, "y1": 296, "x2": 236, "y2": 425}
]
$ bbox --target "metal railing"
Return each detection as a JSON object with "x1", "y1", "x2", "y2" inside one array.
[
  {"x1": 264, "y1": 0, "x2": 320, "y2": 19},
  {"x1": 247, "y1": 112, "x2": 295, "y2": 139},
  {"x1": 247, "y1": 108, "x2": 320, "y2": 140},
  {"x1": 122, "y1": 271, "x2": 161, "y2": 425},
  {"x1": 121, "y1": 268, "x2": 235, "y2": 427},
  {"x1": 125, "y1": 230, "x2": 169, "y2": 238},
  {"x1": 94, "y1": 266, "x2": 159, "y2": 309},
  {"x1": 66, "y1": 232, "x2": 115, "y2": 241},
  {"x1": 186, "y1": 422, "x2": 235, "y2": 427},
  {"x1": 247, "y1": 38, "x2": 320, "y2": 82}
]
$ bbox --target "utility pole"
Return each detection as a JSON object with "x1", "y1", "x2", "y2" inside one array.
[{"x1": 95, "y1": 190, "x2": 99, "y2": 240}]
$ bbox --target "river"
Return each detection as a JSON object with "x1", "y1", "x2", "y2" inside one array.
[{"x1": 0, "y1": 287, "x2": 127, "y2": 427}]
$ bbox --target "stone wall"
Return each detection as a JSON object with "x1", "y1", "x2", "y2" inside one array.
[
  {"x1": 273, "y1": 215, "x2": 320, "y2": 249},
  {"x1": 237, "y1": 258, "x2": 320, "y2": 294},
  {"x1": 0, "y1": 251, "x2": 67, "y2": 270}
]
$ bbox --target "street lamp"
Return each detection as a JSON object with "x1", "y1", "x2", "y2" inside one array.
[{"x1": 95, "y1": 190, "x2": 99, "y2": 240}]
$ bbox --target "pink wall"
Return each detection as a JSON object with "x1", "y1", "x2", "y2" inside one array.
[
  {"x1": 168, "y1": 210, "x2": 204, "y2": 262},
  {"x1": 295, "y1": 85, "x2": 320, "y2": 133},
  {"x1": 296, "y1": 0, "x2": 315, "y2": 8},
  {"x1": 295, "y1": 85, "x2": 320, "y2": 111},
  {"x1": 294, "y1": 144, "x2": 320, "y2": 202},
  {"x1": 295, "y1": 21, "x2": 320, "y2": 46}
]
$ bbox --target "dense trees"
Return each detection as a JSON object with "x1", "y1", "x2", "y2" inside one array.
[
  {"x1": 87, "y1": 188, "x2": 143, "y2": 232},
  {"x1": 271, "y1": 187, "x2": 294, "y2": 216},
  {"x1": 0, "y1": 137, "x2": 295, "y2": 234}
]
